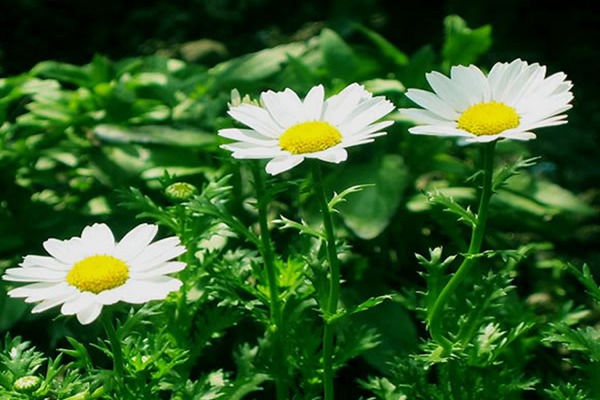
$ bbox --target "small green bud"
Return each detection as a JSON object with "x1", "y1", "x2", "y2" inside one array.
[
  {"x1": 164, "y1": 182, "x2": 197, "y2": 202},
  {"x1": 13, "y1": 375, "x2": 42, "y2": 393}
]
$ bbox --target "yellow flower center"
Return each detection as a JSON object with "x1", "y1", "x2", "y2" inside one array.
[
  {"x1": 457, "y1": 101, "x2": 520, "y2": 136},
  {"x1": 66, "y1": 255, "x2": 130, "y2": 294},
  {"x1": 279, "y1": 121, "x2": 342, "y2": 154}
]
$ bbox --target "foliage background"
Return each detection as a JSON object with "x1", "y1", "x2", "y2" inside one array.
[
  {"x1": 0, "y1": 0, "x2": 599, "y2": 398},
  {"x1": 1, "y1": 0, "x2": 598, "y2": 194}
]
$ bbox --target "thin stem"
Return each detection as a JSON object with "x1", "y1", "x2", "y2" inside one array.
[
  {"x1": 102, "y1": 313, "x2": 124, "y2": 379},
  {"x1": 428, "y1": 141, "x2": 496, "y2": 353},
  {"x1": 312, "y1": 162, "x2": 340, "y2": 400},
  {"x1": 250, "y1": 163, "x2": 287, "y2": 400}
]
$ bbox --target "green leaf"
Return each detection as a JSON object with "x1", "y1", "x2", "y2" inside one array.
[
  {"x1": 319, "y1": 28, "x2": 358, "y2": 82},
  {"x1": 334, "y1": 154, "x2": 409, "y2": 239},
  {"x1": 442, "y1": 15, "x2": 492, "y2": 66}
]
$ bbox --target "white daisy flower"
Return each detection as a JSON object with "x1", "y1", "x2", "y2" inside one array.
[
  {"x1": 399, "y1": 58, "x2": 573, "y2": 144},
  {"x1": 3, "y1": 223, "x2": 186, "y2": 325},
  {"x1": 218, "y1": 83, "x2": 395, "y2": 175}
]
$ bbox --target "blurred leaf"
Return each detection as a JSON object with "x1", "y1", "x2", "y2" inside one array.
[
  {"x1": 333, "y1": 154, "x2": 409, "y2": 239},
  {"x1": 319, "y1": 28, "x2": 359, "y2": 82},
  {"x1": 362, "y1": 78, "x2": 405, "y2": 95},
  {"x1": 93, "y1": 124, "x2": 217, "y2": 148},
  {"x1": 497, "y1": 174, "x2": 596, "y2": 217},
  {"x1": 442, "y1": 15, "x2": 492, "y2": 66},
  {"x1": 354, "y1": 24, "x2": 409, "y2": 66},
  {"x1": 0, "y1": 293, "x2": 28, "y2": 332},
  {"x1": 30, "y1": 61, "x2": 93, "y2": 88},
  {"x1": 210, "y1": 42, "x2": 308, "y2": 83},
  {"x1": 344, "y1": 291, "x2": 418, "y2": 373}
]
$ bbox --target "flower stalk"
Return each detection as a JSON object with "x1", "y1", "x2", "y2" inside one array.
[
  {"x1": 251, "y1": 163, "x2": 287, "y2": 400},
  {"x1": 102, "y1": 313, "x2": 124, "y2": 380},
  {"x1": 428, "y1": 141, "x2": 496, "y2": 353},
  {"x1": 311, "y1": 162, "x2": 341, "y2": 400}
]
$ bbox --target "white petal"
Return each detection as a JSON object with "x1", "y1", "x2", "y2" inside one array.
[
  {"x1": 302, "y1": 85, "x2": 325, "y2": 120},
  {"x1": 31, "y1": 291, "x2": 79, "y2": 313},
  {"x1": 408, "y1": 125, "x2": 474, "y2": 137},
  {"x1": 305, "y1": 148, "x2": 348, "y2": 164},
  {"x1": 489, "y1": 59, "x2": 528, "y2": 102},
  {"x1": 61, "y1": 292, "x2": 95, "y2": 315},
  {"x1": 94, "y1": 287, "x2": 126, "y2": 305},
  {"x1": 426, "y1": 71, "x2": 471, "y2": 110},
  {"x1": 450, "y1": 65, "x2": 491, "y2": 105},
  {"x1": 131, "y1": 261, "x2": 186, "y2": 278},
  {"x1": 260, "y1": 88, "x2": 304, "y2": 128},
  {"x1": 343, "y1": 120, "x2": 393, "y2": 138},
  {"x1": 218, "y1": 128, "x2": 278, "y2": 146},
  {"x1": 114, "y1": 223, "x2": 158, "y2": 261},
  {"x1": 76, "y1": 303, "x2": 103, "y2": 325},
  {"x1": 228, "y1": 104, "x2": 282, "y2": 137},
  {"x1": 265, "y1": 155, "x2": 304, "y2": 175},
  {"x1": 221, "y1": 143, "x2": 285, "y2": 159},
  {"x1": 43, "y1": 238, "x2": 87, "y2": 264},
  {"x1": 128, "y1": 237, "x2": 186, "y2": 271},
  {"x1": 343, "y1": 131, "x2": 387, "y2": 147},
  {"x1": 323, "y1": 83, "x2": 369, "y2": 125},
  {"x1": 81, "y1": 223, "x2": 115, "y2": 254},
  {"x1": 3, "y1": 267, "x2": 66, "y2": 282},
  {"x1": 8, "y1": 282, "x2": 71, "y2": 301},
  {"x1": 500, "y1": 131, "x2": 537, "y2": 141},
  {"x1": 404, "y1": 89, "x2": 459, "y2": 120},
  {"x1": 337, "y1": 97, "x2": 395, "y2": 135},
  {"x1": 463, "y1": 135, "x2": 502, "y2": 143},
  {"x1": 20, "y1": 255, "x2": 71, "y2": 271},
  {"x1": 400, "y1": 108, "x2": 454, "y2": 125},
  {"x1": 118, "y1": 278, "x2": 182, "y2": 304}
]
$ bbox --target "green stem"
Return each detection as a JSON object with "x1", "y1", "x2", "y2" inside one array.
[
  {"x1": 102, "y1": 313, "x2": 124, "y2": 379},
  {"x1": 428, "y1": 141, "x2": 496, "y2": 353},
  {"x1": 312, "y1": 162, "x2": 340, "y2": 400},
  {"x1": 251, "y1": 163, "x2": 287, "y2": 400}
]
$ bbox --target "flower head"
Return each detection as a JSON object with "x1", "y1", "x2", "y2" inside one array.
[
  {"x1": 218, "y1": 83, "x2": 395, "y2": 175},
  {"x1": 399, "y1": 59, "x2": 573, "y2": 144},
  {"x1": 3, "y1": 223, "x2": 186, "y2": 325}
]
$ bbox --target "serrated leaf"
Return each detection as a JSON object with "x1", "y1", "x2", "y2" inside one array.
[
  {"x1": 427, "y1": 190, "x2": 476, "y2": 227},
  {"x1": 272, "y1": 215, "x2": 325, "y2": 240},
  {"x1": 492, "y1": 156, "x2": 540, "y2": 192}
]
